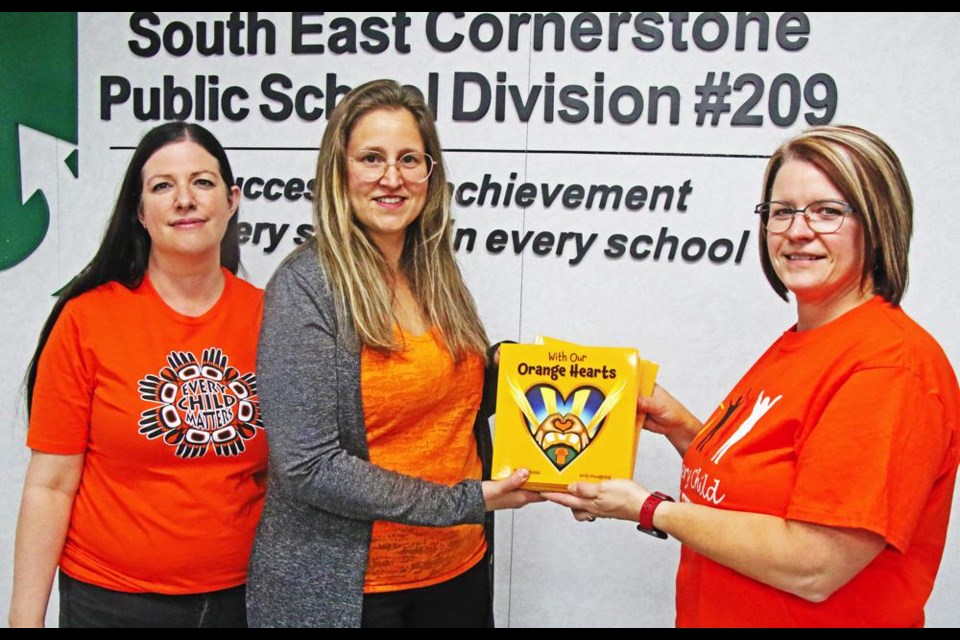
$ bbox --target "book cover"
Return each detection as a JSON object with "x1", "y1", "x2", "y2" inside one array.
[
  {"x1": 536, "y1": 335, "x2": 659, "y2": 471},
  {"x1": 492, "y1": 340, "x2": 642, "y2": 491}
]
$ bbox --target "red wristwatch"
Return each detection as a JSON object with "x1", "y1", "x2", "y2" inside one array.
[{"x1": 637, "y1": 491, "x2": 675, "y2": 539}]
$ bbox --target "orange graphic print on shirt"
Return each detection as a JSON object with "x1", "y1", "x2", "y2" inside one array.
[
  {"x1": 676, "y1": 297, "x2": 960, "y2": 627},
  {"x1": 137, "y1": 347, "x2": 262, "y2": 458},
  {"x1": 694, "y1": 388, "x2": 781, "y2": 465}
]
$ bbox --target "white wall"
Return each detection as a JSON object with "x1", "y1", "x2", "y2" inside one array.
[{"x1": 2, "y1": 12, "x2": 958, "y2": 627}]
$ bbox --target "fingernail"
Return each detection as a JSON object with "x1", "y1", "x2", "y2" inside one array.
[{"x1": 518, "y1": 468, "x2": 530, "y2": 480}]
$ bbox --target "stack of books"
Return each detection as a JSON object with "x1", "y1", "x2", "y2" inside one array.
[{"x1": 492, "y1": 336, "x2": 658, "y2": 492}]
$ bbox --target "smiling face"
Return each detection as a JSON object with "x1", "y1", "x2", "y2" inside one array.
[
  {"x1": 767, "y1": 159, "x2": 872, "y2": 320},
  {"x1": 139, "y1": 140, "x2": 240, "y2": 264},
  {"x1": 345, "y1": 107, "x2": 428, "y2": 258}
]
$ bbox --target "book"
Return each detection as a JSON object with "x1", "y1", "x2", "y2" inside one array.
[
  {"x1": 536, "y1": 335, "x2": 660, "y2": 472},
  {"x1": 492, "y1": 337, "x2": 657, "y2": 492}
]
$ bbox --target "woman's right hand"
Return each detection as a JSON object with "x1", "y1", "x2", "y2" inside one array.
[
  {"x1": 637, "y1": 384, "x2": 703, "y2": 456},
  {"x1": 482, "y1": 469, "x2": 546, "y2": 511},
  {"x1": 9, "y1": 451, "x2": 84, "y2": 628},
  {"x1": 543, "y1": 479, "x2": 650, "y2": 523}
]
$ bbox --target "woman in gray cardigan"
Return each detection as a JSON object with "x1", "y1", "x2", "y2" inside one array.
[{"x1": 246, "y1": 80, "x2": 541, "y2": 628}]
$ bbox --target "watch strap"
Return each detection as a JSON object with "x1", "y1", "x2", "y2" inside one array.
[{"x1": 637, "y1": 491, "x2": 675, "y2": 539}]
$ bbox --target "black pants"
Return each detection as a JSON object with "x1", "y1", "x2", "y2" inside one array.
[
  {"x1": 361, "y1": 559, "x2": 492, "y2": 628},
  {"x1": 58, "y1": 571, "x2": 247, "y2": 628}
]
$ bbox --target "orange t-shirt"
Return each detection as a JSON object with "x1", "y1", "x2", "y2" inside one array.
[
  {"x1": 677, "y1": 297, "x2": 960, "y2": 627},
  {"x1": 361, "y1": 327, "x2": 486, "y2": 593},
  {"x1": 27, "y1": 271, "x2": 267, "y2": 594}
]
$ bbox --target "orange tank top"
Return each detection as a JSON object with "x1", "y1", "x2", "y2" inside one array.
[{"x1": 361, "y1": 327, "x2": 486, "y2": 593}]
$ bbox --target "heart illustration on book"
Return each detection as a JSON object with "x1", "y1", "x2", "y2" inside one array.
[{"x1": 522, "y1": 384, "x2": 608, "y2": 471}]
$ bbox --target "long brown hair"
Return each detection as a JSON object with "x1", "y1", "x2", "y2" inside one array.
[
  {"x1": 312, "y1": 79, "x2": 488, "y2": 361},
  {"x1": 27, "y1": 122, "x2": 240, "y2": 412}
]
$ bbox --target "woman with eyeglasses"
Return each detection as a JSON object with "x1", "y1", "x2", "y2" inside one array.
[
  {"x1": 546, "y1": 125, "x2": 959, "y2": 627},
  {"x1": 245, "y1": 79, "x2": 542, "y2": 628}
]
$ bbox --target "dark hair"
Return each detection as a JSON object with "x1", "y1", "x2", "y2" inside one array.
[
  {"x1": 26, "y1": 121, "x2": 240, "y2": 411},
  {"x1": 758, "y1": 125, "x2": 912, "y2": 305}
]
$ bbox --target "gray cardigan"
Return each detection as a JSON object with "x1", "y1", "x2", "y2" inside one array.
[{"x1": 246, "y1": 242, "x2": 495, "y2": 628}]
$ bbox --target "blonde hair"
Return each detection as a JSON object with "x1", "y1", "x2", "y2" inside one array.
[
  {"x1": 759, "y1": 125, "x2": 913, "y2": 305},
  {"x1": 312, "y1": 79, "x2": 488, "y2": 361}
]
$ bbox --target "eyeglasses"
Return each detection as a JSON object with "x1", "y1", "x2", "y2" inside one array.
[
  {"x1": 348, "y1": 150, "x2": 434, "y2": 184},
  {"x1": 755, "y1": 200, "x2": 856, "y2": 234}
]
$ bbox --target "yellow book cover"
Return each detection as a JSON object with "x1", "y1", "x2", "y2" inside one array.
[
  {"x1": 536, "y1": 336, "x2": 659, "y2": 472},
  {"x1": 493, "y1": 341, "x2": 640, "y2": 491},
  {"x1": 633, "y1": 359, "x2": 660, "y2": 469}
]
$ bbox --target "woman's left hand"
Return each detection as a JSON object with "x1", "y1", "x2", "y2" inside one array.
[{"x1": 543, "y1": 480, "x2": 650, "y2": 523}]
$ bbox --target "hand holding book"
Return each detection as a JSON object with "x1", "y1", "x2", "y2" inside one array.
[{"x1": 492, "y1": 336, "x2": 658, "y2": 492}]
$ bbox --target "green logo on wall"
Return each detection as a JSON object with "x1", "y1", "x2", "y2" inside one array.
[{"x1": 0, "y1": 12, "x2": 77, "y2": 270}]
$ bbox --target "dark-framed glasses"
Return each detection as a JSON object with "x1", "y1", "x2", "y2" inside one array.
[
  {"x1": 755, "y1": 199, "x2": 856, "y2": 234},
  {"x1": 348, "y1": 150, "x2": 434, "y2": 184}
]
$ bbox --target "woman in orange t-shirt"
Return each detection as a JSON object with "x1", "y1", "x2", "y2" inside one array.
[
  {"x1": 547, "y1": 125, "x2": 960, "y2": 627},
  {"x1": 246, "y1": 79, "x2": 543, "y2": 628},
  {"x1": 8, "y1": 122, "x2": 267, "y2": 628}
]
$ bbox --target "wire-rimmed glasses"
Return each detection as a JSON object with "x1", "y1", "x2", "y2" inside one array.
[
  {"x1": 348, "y1": 150, "x2": 434, "y2": 184},
  {"x1": 755, "y1": 200, "x2": 856, "y2": 234}
]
